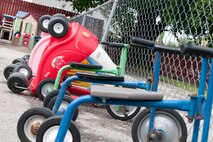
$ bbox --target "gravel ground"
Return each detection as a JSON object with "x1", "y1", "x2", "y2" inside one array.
[{"x1": 0, "y1": 41, "x2": 133, "y2": 142}]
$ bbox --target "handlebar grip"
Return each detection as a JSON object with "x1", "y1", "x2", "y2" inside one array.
[
  {"x1": 181, "y1": 44, "x2": 213, "y2": 58},
  {"x1": 100, "y1": 41, "x2": 110, "y2": 45},
  {"x1": 131, "y1": 37, "x2": 155, "y2": 47},
  {"x1": 154, "y1": 45, "x2": 181, "y2": 54},
  {"x1": 101, "y1": 41, "x2": 126, "y2": 48}
]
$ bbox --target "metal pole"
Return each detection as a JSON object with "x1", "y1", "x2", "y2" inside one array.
[
  {"x1": 101, "y1": 0, "x2": 119, "y2": 42},
  {"x1": 81, "y1": 15, "x2": 86, "y2": 26},
  {"x1": 69, "y1": 0, "x2": 114, "y2": 21}
]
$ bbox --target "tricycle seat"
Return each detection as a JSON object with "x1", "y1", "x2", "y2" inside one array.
[
  {"x1": 91, "y1": 85, "x2": 163, "y2": 100},
  {"x1": 76, "y1": 72, "x2": 124, "y2": 81},
  {"x1": 70, "y1": 62, "x2": 102, "y2": 69}
]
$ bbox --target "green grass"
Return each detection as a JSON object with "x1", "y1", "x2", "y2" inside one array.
[{"x1": 159, "y1": 76, "x2": 199, "y2": 93}]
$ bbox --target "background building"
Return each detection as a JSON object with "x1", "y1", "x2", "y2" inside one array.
[{"x1": 23, "y1": 0, "x2": 73, "y2": 11}]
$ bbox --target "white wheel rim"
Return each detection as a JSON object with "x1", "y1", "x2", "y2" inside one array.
[
  {"x1": 138, "y1": 112, "x2": 182, "y2": 142},
  {"x1": 19, "y1": 68, "x2": 29, "y2": 77},
  {"x1": 43, "y1": 19, "x2": 49, "y2": 29},
  {"x1": 41, "y1": 83, "x2": 54, "y2": 98},
  {"x1": 109, "y1": 105, "x2": 138, "y2": 117},
  {"x1": 24, "y1": 115, "x2": 46, "y2": 142},
  {"x1": 53, "y1": 23, "x2": 64, "y2": 34},
  {"x1": 43, "y1": 126, "x2": 73, "y2": 142},
  {"x1": 57, "y1": 101, "x2": 69, "y2": 114}
]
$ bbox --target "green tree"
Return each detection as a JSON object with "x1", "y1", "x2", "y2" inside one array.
[
  {"x1": 161, "y1": 0, "x2": 212, "y2": 47},
  {"x1": 63, "y1": 0, "x2": 104, "y2": 12},
  {"x1": 64, "y1": 0, "x2": 212, "y2": 47}
]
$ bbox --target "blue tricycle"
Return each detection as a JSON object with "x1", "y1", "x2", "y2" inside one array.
[{"x1": 37, "y1": 38, "x2": 213, "y2": 142}]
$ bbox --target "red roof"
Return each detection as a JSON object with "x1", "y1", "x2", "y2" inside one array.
[{"x1": 23, "y1": 12, "x2": 40, "y2": 21}]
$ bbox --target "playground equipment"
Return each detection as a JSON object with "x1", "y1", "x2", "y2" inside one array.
[
  {"x1": 35, "y1": 38, "x2": 213, "y2": 142},
  {"x1": 0, "y1": 14, "x2": 15, "y2": 40}
]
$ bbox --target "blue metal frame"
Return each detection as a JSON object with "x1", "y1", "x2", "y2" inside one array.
[
  {"x1": 192, "y1": 58, "x2": 208, "y2": 142},
  {"x1": 55, "y1": 95, "x2": 196, "y2": 142},
  {"x1": 148, "y1": 51, "x2": 161, "y2": 132},
  {"x1": 201, "y1": 58, "x2": 213, "y2": 142},
  {"x1": 52, "y1": 55, "x2": 213, "y2": 142},
  {"x1": 52, "y1": 76, "x2": 149, "y2": 114}
]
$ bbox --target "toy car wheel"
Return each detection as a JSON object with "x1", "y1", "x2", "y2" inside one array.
[
  {"x1": 3, "y1": 64, "x2": 18, "y2": 80},
  {"x1": 12, "y1": 58, "x2": 27, "y2": 64},
  {"x1": 132, "y1": 108, "x2": 187, "y2": 142},
  {"x1": 37, "y1": 78, "x2": 55, "y2": 101},
  {"x1": 48, "y1": 17, "x2": 69, "y2": 38},
  {"x1": 38, "y1": 15, "x2": 51, "y2": 32},
  {"x1": 14, "y1": 64, "x2": 32, "y2": 80},
  {"x1": 22, "y1": 54, "x2": 30, "y2": 60},
  {"x1": 24, "y1": 59, "x2": 29, "y2": 64},
  {"x1": 36, "y1": 116, "x2": 80, "y2": 142},
  {"x1": 51, "y1": 13, "x2": 68, "y2": 22},
  {"x1": 7, "y1": 72, "x2": 28, "y2": 93},
  {"x1": 17, "y1": 107, "x2": 54, "y2": 142},
  {"x1": 105, "y1": 105, "x2": 141, "y2": 121},
  {"x1": 47, "y1": 95, "x2": 79, "y2": 121},
  {"x1": 43, "y1": 89, "x2": 70, "y2": 107}
]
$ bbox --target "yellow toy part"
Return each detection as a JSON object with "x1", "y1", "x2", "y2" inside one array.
[{"x1": 67, "y1": 59, "x2": 93, "y2": 88}]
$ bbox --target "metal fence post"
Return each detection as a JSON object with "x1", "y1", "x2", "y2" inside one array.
[
  {"x1": 101, "y1": 0, "x2": 119, "y2": 42},
  {"x1": 81, "y1": 15, "x2": 86, "y2": 26}
]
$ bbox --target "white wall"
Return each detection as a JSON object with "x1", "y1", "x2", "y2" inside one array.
[{"x1": 23, "y1": 0, "x2": 73, "y2": 11}]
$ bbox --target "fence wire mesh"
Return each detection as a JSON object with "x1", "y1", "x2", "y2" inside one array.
[{"x1": 69, "y1": 0, "x2": 213, "y2": 141}]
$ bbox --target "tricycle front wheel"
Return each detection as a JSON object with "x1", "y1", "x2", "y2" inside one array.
[
  {"x1": 17, "y1": 107, "x2": 54, "y2": 142},
  {"x1": 36, "y1": 116, "x2": 80, "y2": 142}
]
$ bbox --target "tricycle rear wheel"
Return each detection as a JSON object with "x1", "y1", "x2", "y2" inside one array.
[
  {"x1": 37, "y1": 78, "x2": 55, "y2": 101},
  {"x1": 105, "y1": 105, "x2": 141, "y2": 121},
  {"x1": 43, "y1": 89, "x2": 70, "y2": 107},
  {"x1": 17, "y1": 107, "x2": 54, "y2": 142},
  {"x1": 47, "y1": 95, "x2": 79, "y2": 121},
  {"x1": 132, "y1": 108, "x2": 187, "y2": 142}
]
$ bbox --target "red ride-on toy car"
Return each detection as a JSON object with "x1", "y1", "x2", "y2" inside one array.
[{"x1": 7, "y1": 15, "x2": 99, "y2": 101}]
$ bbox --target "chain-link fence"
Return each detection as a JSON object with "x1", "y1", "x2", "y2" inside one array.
[{"x1": 69, "y1": 0, "x2": 213, "y2": 141}]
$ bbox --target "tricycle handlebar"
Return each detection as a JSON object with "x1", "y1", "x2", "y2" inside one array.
[
  {"x1": 101, "y1": 41, "x2": 128, "y2": 48},
  {"x1": 181, "y1": 44, "x2": 213, "y2": 58},
  {"x1": 131, "y1": 37, "x2": 181, "y2": 54}
]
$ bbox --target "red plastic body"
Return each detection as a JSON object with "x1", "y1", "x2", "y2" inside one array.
[{"x1": 28, "y1": 22, "x2": 98, "y2": 94}]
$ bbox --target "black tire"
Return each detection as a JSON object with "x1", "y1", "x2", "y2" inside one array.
[
  {"x1": 36, "y1": 116, "x2": 80, "y2": 142},
  {"x1": 24, "y1": 59, "x2": 29, "y2": 64},
  {"x1": 47, "y1": 95, "x2": 79, "y2": 121},
  {"x1": 51, "y1": 13, "x2": 68, "y2": 22},
  {"x1": 38, "y1": 15, "x2": 51, "y2": 32},
  {"x1": 105, "y1": 105, "x2": 141, "y2": 121},
  {"x1": 7, "y1": 73, "x2": 28, "y2": 93},
  {"x1": 3, "y1": 64, "x2": 18, "y2": 80},
  {"x1": 17, "y1": 107, "x2": 54, "y2": 142},
  {"x1": 132, "y1": 108, "x2": 187, "y2": 142},
  {"x1": 12, "y1": 58, "x2": 27, "y2": 64},
  {"x1": 36, "y1": 78, "x2": 55, "y2": 101},
  {"x1": 43, "y1": 89, "x2": 70, "y2": 107},
  {"x1": 14, "y1": 64, "x2": 32, "y2": 80},
  {"x1": 22, "y1": 54, "x2": 30, "y2": 60},
  {"x1": 48, "y1": 17, "x2": 69, "y2": 38}
]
